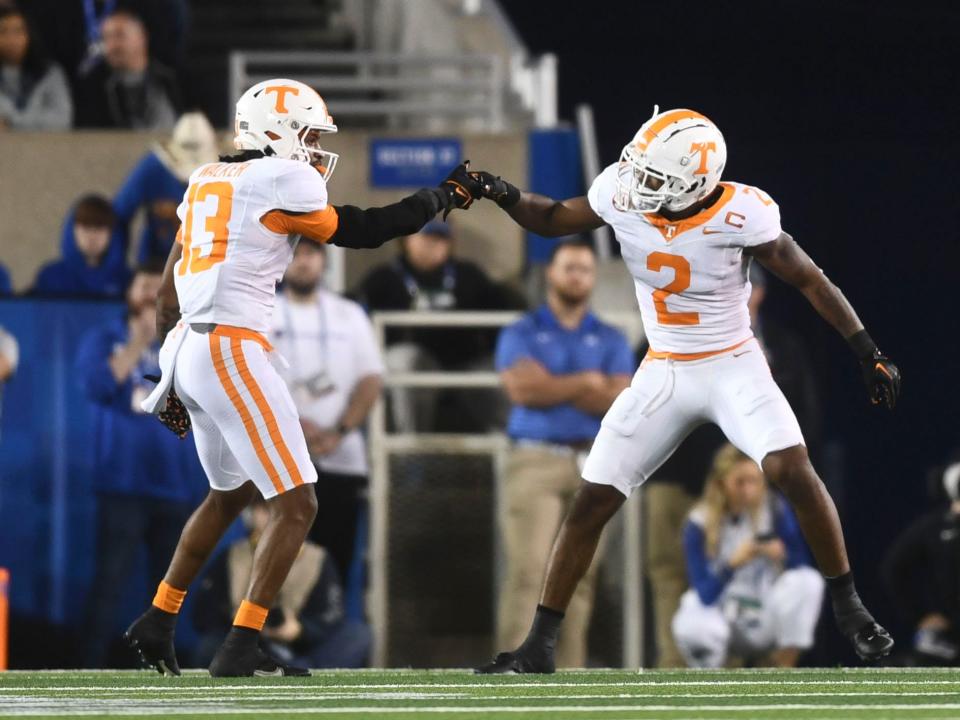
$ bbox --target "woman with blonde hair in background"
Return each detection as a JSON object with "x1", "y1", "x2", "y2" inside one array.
[{"x1": 672, "y1": 444, "x2": 824, "y2": 668}]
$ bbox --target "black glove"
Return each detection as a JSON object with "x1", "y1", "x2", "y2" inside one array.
[
  {"x1": 468, "y1": 170, "x2": 521, "y2": 208},
  {"x1": 438, "y1": 160, "x2": 484, "y2": 220},
  {"x1": 861, "y1": 351, "x2": 901, "y2": 409},
  {"x1": 144, "y1": 374, "x2": 192, "y2": 438},
  {"x1": 847, "y1": 331, "x2": 901, "y2": 410}
]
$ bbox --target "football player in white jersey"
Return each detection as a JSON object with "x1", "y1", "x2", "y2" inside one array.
[
  {"x1": 472, "y1": 108, "x2": 901, "y2": 672},
  {"x1": 124, "y1": 79, "x2": 482, "y2": 677}
]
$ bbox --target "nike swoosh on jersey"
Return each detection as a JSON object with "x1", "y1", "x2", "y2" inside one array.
[{"x1": 702, "y1": 227, "x2": 724, "y2": 235}]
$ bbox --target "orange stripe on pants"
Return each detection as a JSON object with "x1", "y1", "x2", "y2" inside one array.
[
  {"x1": 209, "y1": 334, "x2": 287, "y2": 495},
  {"x1": 229, "y1": 338, "x2": 303, "y2": 488}
]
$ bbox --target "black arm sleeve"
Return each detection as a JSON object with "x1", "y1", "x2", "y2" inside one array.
[{"x1": 329, "y1": 188, "x2": 444, "y2": 249}]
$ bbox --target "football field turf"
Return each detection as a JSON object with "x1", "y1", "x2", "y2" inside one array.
[{"x1": 3, "y1": 668, "x2": 960, "y2": 720}]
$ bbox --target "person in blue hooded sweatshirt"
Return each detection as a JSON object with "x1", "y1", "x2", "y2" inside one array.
[
  {"x1": 113, "y1": 112, "x2": 219, "y2": 263},
  {"x1": 31, "y1": 194, "x2": 130, "y2": 299},
  {"x1": 75, "y1": 259, "x2": 207, "y2": 667}
]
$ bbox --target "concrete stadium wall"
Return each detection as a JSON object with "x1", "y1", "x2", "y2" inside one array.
[{"x1": 0, "y1": 131, "x2": 528, "y2": 292}]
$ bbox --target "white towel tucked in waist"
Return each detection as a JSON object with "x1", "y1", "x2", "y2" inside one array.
[{"x1": 140, "y1": 321, "x2": 189, "y2": 414}]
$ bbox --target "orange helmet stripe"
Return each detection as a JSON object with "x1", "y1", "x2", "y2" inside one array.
[{"x1": 636, "y1": 109, "x2": 707, "y2": 150}]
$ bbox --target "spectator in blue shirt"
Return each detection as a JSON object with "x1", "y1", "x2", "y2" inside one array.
[
  {"x1": 672, "y1": 443, "x2": 824, "y2": 668},
  {"x1": 31, "y1": 194, "x2": 130, "y2": 299},
  {"x1": 494, "y1": 239, "x2": 634, "y2": 668},
  {"x1": 75, "y1": 259, "x2": 206, "y2": 667},
  {"x1": 114, "y1": 112, "x2": 219, "y2": 263}
]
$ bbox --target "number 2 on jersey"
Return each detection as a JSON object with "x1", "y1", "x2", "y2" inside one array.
[
  {"x1": 647, "y1": 252, "x2": 700, "y2": 326},
  {"x1": 178, "y1": 182, "x2": 233, "y2": 275}
]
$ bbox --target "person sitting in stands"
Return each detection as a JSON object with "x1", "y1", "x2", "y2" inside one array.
[
  {"x1": 353, "y1": 220, "x2": 525, "y2": 432},
  {"x1": 31, "y1": 194, "x2": 130, "y2": 299},
  {"x1": 192, "y1": 496, "x2": 372, "y2": 670},
  {"x1": 0, "y1": 6, "x2": 72, "y2": 130},
  {"x1": 73, "y1": 8, "x2": 181, "y2": 129}
]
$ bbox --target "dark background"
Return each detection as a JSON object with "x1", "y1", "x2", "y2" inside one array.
[{"x1": 506, "y1": 0, "x2": 960, "y2": 661}]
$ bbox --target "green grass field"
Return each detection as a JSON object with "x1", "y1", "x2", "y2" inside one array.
[{"x1": 3, "y1": 668, "x2": 960, "y2": 720}]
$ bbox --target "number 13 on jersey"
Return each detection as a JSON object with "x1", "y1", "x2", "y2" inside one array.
[{"x1": 178, "y1": 181, "x2": 234, "y2": 276}]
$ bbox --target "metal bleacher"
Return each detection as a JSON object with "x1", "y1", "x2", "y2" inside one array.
[{"x1": 218, "y1": 0, "x2": 557, "y2": 132}]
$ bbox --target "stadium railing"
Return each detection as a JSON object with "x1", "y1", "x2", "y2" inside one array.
[
  {"x1": 228, "y1": 51, "x2": 556, "y2": 131},
  {"x1": 367, "y1": 310, "x2": 643, "y2": 668}
]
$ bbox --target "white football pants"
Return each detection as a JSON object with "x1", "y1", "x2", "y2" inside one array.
[
  {"x1": 582, "y1": 338, "x2": 805, "y2": 497},
  {"x1": 174, "y1": 325, "x2": 317, "y2": 499}
]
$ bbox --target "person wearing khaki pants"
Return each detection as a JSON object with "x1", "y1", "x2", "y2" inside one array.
[{"x1": 494, "y1": 241, "x2": 634, "y2": 668}]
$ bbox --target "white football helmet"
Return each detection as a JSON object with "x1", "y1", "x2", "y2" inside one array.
[
  {"x1": 613, "y1": 106, "x2": 727, "y2": 214},
  {"x1": 234, "y1": 78, "x2": 339, "y2": 180}
]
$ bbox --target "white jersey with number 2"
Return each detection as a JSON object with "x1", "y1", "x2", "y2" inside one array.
[
  {"x1": 588, "y1": 163, "x2": 782, "y2": 356},
  {"x1": 581, "y1": 164, "x2": 805, "y2": 498}
]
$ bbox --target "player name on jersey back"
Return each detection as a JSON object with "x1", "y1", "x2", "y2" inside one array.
[
  {"x1": 174, "y1": 157, "x2": 329, "y2": 334},
  {"x1": 588, "y1": 164, "x2": 782, "y2": 356},
  {"x1": 195, "y1": 161, "x2": 255, "y2": 179}
]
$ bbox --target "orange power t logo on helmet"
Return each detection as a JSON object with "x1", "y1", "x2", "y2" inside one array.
[
  {"x1": 690, "y1": 142, "x2": 717, "y2": 175},
  {"x1": 264, "y1": 85, "x2": 299, "y2": 114}
]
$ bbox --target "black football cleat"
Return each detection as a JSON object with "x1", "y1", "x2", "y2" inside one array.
[
  {"x1": 848, "y1": 621, "x2": 895, "y2": 662},
  {"x1": 124, "y1": 607, "x2": 181, "y2": 676},
  {"x1": 475, "y1": 644, "x2": 555, "y2": 674},
  {"x1": 208, "y1": 628, "x2": 310, "y2": 677},
  {"x1": 835, "y1": 601, "x2": 895, "y2": 663}
]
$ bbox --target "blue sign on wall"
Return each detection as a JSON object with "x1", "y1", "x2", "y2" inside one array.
[{"x1": 370, "y1": 138, "x2": 462, "y2": 188}]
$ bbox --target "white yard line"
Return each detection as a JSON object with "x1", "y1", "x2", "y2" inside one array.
[
  {"x1": 7, "y1": 702, "x2": 960, "y2": 716},
  {"x1": 9, "y1": 689, "x2": 960, "y2": 703},
  {"x1": 5, "y1": 680, "x2": 960, "y2": 692},
  {"x1": 5, "y1": 691, "x2": 960, "y2": 701}
]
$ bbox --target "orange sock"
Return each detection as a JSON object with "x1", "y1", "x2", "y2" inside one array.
[
  {"x1": 233, "y1": 599, "x2": 269, "y2": 631},
  {"x1": 152, "y1": 581, "x2": 186, "y2": 614}
]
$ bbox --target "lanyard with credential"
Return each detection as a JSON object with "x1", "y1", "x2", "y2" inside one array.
[
  {"x1": 281, "y1": 294, "x2": 329, "y2": 378},
  {"x1": 398, "y1": 260, "x2": 456, "y2": 300}
]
